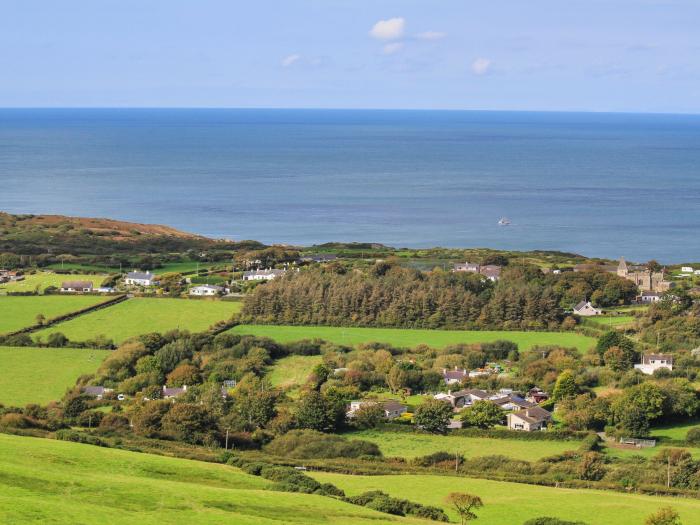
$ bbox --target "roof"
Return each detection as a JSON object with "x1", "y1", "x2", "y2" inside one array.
[
  {"x1": 642, "y1": 353, "x2": 673, "y2": 364},
  {"x1": 492, "y1": 395, "x2": 535, "y2": 409},
  {"x1": 62, "y1": 280, "x2": 93, "y2": 289},
  {"x1": 512, "y1": 406, "x2": 552, "y2": 424},
  {"x1": 381, "y1": 400, "x2": 407, "y2": 412},
  {"x1": 83, "y1": 386, "x2": 106, "y2": 396},
  {"x1": 127, "y1": 271, "x2": 155, "y2": 280},
  {"x1": 162, "y1": 386, "x2": 186, "y2": 397},
  {"x1": 243, "y1": 269, "x2": 286, "y2": 277},
  {"x1": 480, "y1": 265, "x2": 502, "y2": 278},
  {"x1": 191, "y1": 284, "x2": 224, "y2": 291},
  {"x1": 442, "y1": 369, "x2": 468, "y2": 380}
]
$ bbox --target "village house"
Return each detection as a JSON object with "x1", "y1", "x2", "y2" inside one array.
[
  {"x1": 125, "y1": 271, "x2": 157, "y2": 287},
  {"x1": 638, "y1": 291, "x2": 662, "y2": 303},
  {"x1": 242, "y1": 268, "x2": 286, "y2": 281},
  {"x1": 507, "y1": 406, "x2": 553, "y2": 432},
  {"x1": 346, "y1": 400, "x2": 407, "y2": 419},
  {"x1": 300, "y1": 254, "x2": 338, "y2": 263},
  {"x1": 452, "y1": 262, "x2": 501, "y2": 281},
  {"x1": 82, "y1": 386, "x2": 113, "y2": 400},
  {"x1": 441, "y1": 367, "x2": 468, "y2": 385},
  {"x1": 634, "y1": 354, "x2": 673, "y2": 375},
  {"x1": 526, "y1": 387, "x2": 550, "y2": 404},
  {"x1": 573, "y1": 300, "x2": 601, "y2": 316},
  {"x1": 189, "y1": 284, "x2": 225, "y2": 296},
  {"x1": 162, "y1": 384, "x2": 187, "y2": 399},
  {"x1": 434, "y1": 388, "x2": 490, "y2": 409},
  {"x1": 60, "y1": 280, "x2": 94, "y2": 293},
  {"x1": 491, "y1": 393, "x2": 536, "y2": 411}
]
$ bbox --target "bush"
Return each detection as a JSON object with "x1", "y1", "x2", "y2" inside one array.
[
  {"x1": 55, "y1": 429, "x2": 107, "y2": 447},
  {"x1": 98, "y1": 413, "x2": 130, "y2": 433},
  {"x1": 345, "y1": 491, "x2": 448, "y2": 522},
  {"x1": 523, "y1": 518, "x2": 588, "y2": 525},
  {"x1": 264, "y1": 430, "x2": 381, "y2": 459},
  {"x1": 0, "y1": 413, "x2": 39, "y2": 429},
  {"x1": 412, "y1": 451, "x2": 460, "y2": 467},
  {"x1": 686, "y1": 427, "x2": 700, "y2": 445}
]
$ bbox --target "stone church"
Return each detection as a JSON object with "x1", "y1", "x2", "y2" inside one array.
[{"x1": 617, "y1": 257, "x2": 672, "y2": 293}]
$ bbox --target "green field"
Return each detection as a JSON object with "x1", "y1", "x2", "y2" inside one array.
[
  {"x1": 155, "y1": 261, "x2": 222, "y2": 274},
  {"x1": 35, "y1": 298, "x2": 242, "y2": 344},
  {"x1": 267, "y1": 355, "x2": 322, "y2": 390},
  {"x1": 230, "y1": 325, "x2": 596, "y2": 352},
  {"x1": 45, "y1": 262, "x2": 120, "y2": 273},
  {"x1": 0, "y1": 295, "x2": 111, "y2": 335},
  {"x1": 345, "y1": 429, "x2": 582, "y2": 461},
  {"x1": 311, "y1": 472, "x2": 700, "y2": 525},
  {"x1": 583, "y1": 315, "x2": 636, "y2": 328},
  {"x1": 0, "y1": 346, "x2": 111, "y2": 406},
  {"x1": 0, "y1": 434, "x2": 417, "y2": 525},
  {"x1": 650, "y1": 420, "x2": 700, "y2": 442},
  {"x1": 0, "y1": 272, "x2": 108, "y2": 294}
]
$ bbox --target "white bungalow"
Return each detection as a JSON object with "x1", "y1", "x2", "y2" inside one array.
[
  {"x1": 242, "y1": 269, "x2": 286, "y2": 281},
  {"x1": 125, "y1": 271, "x2": 157, "y2": 287},
  {"x1": 189, "y1": 284, "x2": 225, "y2": 296},
  {"x1": 634, "y1": 354, "x2": 673, "y2": 375},
  {"x1": 573, "y1": 301, "x2": 601, "y2": 316}
]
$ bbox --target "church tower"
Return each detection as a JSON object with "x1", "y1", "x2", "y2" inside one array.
[{"x1": 617, "y1": 257, "x2": 628, "y2": 278}]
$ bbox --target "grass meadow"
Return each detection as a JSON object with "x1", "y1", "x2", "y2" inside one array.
[
  {"x1": 0, "y1": 434, "x2": 419, "y2": 525},
  {"x1": 311, "y1": 472, "x2": 700, "y2": 525},
  {"x1": 0, "y1": 295, "x2": 111, "y2": 335},
  {"x1": 345, "y1": 429, "x2": 583, "y2": 461},
  {"x1": 0, "y1": 272, "x2": 108, "y2": 294},
  {"x1": 0, "y1": 346, "x2": 110, "y2": 406},
  {"x1": 267, "y1": 354, "x2": 322, "y2": 391},
  {"x1": 34, "y1": 298, "x2": 242, "y2": 344},
  {"x1": 229, "y1": 325, "x2": 596, "y2": 352}
]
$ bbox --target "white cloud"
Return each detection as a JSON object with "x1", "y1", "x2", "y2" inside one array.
[
  {"x1": 416, "y1": 31, "x2": 446, "y2": 41},
  {"x1": 471, "y1": 57, "x2": 492, "y2": 75},
  {"x1": 281, "y1": 54, "x2": 301, "y2": 67},
  {"x1": 383, "y1": 42, "x2": 404, "y2": 55},
  {"x1": 370, "y1": 17, "x2": 405, "y2": 40}
]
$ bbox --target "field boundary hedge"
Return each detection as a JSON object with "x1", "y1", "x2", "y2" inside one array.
[
  {"x1": 4, "y1": 294, "x2": 128, "y2": 339},
  {"x1": 377, "y1": 423, "x2": 592, "y2": 442}
]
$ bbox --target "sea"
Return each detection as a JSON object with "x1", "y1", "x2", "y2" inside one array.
[{"x1": 1, "y1": 108, "x2": 699, "y2": 262}]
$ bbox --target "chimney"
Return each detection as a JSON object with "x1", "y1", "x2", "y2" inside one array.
[
  {"x1": 442, "y1": 368, "x2": 447, "y2": 374},
  {"x1": 162, "y1": 385, "x2": 166, "y2": 392},
  {"x1": 183, "y1": 385, "x2": 187, "y2": 391}
]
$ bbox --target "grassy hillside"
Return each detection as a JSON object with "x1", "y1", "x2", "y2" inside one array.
[
  {"x1": 230, "y1": 325, "x2": 596, "y2": 352},
  {"x1": 267, "y1": 355, "x2": 323, "y2": 391},
  {"x1": 0, "y1": 434, "x2": 418, "y2": 525},
  {"x1": 345, "y1": 429, "x2": 583, "y2": 461},
  {"x1": 0, "y1": 346, "x2": 111, "y2": 406},
  {"x1": 0, "y1": 295, "x2": 111, "y2": 335},
  {"x1": 311, "y1": 472, "x2": 700, "y2": 525},
  {"x1": 35, "y1": 298, "x2": 242, "y2": 344},
  {"x1": 0, "y1": 272, "x2": 108, "y2": 294}
]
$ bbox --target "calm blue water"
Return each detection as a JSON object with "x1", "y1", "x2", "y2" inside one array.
[{"x1": 1, "y1": 108, "x2": 699, "y2": 262}]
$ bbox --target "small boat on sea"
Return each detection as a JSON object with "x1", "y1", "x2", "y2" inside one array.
[{"x1": 498, "y1": 217, "x2": 511, "y2": 226}]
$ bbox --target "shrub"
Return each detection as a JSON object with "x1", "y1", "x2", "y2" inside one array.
[
  {"x1": 686, "y1": 427, "x2": 700, "y2": 445},
  {"x1": 55, "y1": 429, "x2": 107, "y2": 447},
  {"x1": 412, "y1": 451, "x2": 460, "y2": 467},
  {"x1": 523, "y1": 518, "x2": 588, "y2": 525},
  {"x1": 345, "y1": 491, "x2": 448, "y2": 521},
  {"x1": 98, "y1": 413, "x2": 130, "y2": 432},
  {"x1": 264, "y1": 430, "x2": 381, "y2": 459},
  {"x1": 0, "y1": 413, "x2": 37, "y2": 429}
]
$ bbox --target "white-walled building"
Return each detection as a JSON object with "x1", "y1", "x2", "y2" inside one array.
[
  {"x1": 242, "y1": 269, "x2": 286, "y2": 281},
  {"x1": 189, "y1": 284, "x2": 225, "y2": 296},
  {"x1": 634, "y1": 354, "x2": 673, "y2": 375},
  {"x1": 125, "y1": 271, "x2": 157, "y2": 287},
  {"x1": 573, "y1": 301, "x2": 601, "y2": 316},
  {"x1": 60, "y1": 280, "x2": 94, "y2": 293}
]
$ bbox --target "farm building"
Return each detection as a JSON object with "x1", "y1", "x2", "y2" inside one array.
[
  {"x1": 60, "y1": 280, "x2": 94, "y2": 293},
  {"x1": 452, "y1": 262, "x2": 501, "y2": 281},
  {"x1": 125, "y1": 271, "x2": 157, "y2": 287},
  {"x1": 162, "y1": 385, "x2": 187, "y2": 399},
  {"x1": 82, "y1": 386, "x2": 112, "y2": 399},
  {"x1": 638, "y1": 291, "x2": 662, "y2": 303}
]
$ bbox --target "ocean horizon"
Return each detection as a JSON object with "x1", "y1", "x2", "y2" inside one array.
[{"x1": 1, "y1": 108, "x2": 699, "y2": 262}]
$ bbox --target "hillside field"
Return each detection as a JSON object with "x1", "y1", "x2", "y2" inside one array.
[
  {"x1": 230, "y1": 325, "x2": 596, "y2": 352},
  {"x1": 0, "y1": 295, "x2": 111, "y2": 335},
  {"x1": 0, "y1": 346, "x2": 111, "y2": 406},
  {"x1": 267, "y1": 354, "x2": 322, "y2": 391},
  {"x1": 345, "y1": 429, "x2": 583, "y2": 461},
  {"x1": 34, "y1": 298, "x2": 242, "y2": 344},
  {"x1": 0, "y1": 272, "x2": 108, "y2": 294},
  {"x1": 0, "y1": 434, "x2": 419, "y2": 525},
  {"x1": 311, "y1": 472, "x2": 700, "y2": 525}
]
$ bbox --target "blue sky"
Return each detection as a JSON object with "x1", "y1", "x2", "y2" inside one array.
[{"x1": 2, "y1": 0, "x2": 699, "y2": 112}]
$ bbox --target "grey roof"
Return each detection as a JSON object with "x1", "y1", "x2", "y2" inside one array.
[
  {"x1": 381, "y1": 400, "x2": 407, "y2": 412},
  {"x1": 83, "y1": 386, "x2": 107, "y2": 396},
  {"x1": 573, "y1": 300, "x2": 589, "y2": 311},
  {"x1": 162, "y1": 386, "x2": 186, "y2": 397},
  {"x1": 512, "y1": 406, "x2": 552, "y2": 424},
  {"x1": 62, "y1": 280, "x2": 93, "y2": 289},
  {"x1": 127, "y1": 271, "x2": 155, "y2": 280},
  {"x1": 642, "y1": 353, "x2": 673, "y2": 364}
]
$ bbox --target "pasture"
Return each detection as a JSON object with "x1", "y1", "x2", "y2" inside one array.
[
  {"x1": 311, "y1": 471, "x2": 700, "y2": 525},
  {"x1": 0, "y1": 434, "x2": 418, "y2": 525},
  {"x1": 0, "y1": 346, "x2": 111, "y2": 406},
  {"x1": 650, "y1": 420, "x2": 700, "y2": 442},
  {"x1": 229, "y1": 325, "x2": 596, "y2": 352},
  {"x1": 34, "y1": 298, "x2": 242, "y2": 344},
  {"x1": 0, "y1": 272, "x2": 108, "y2": 294},
  {"x1": 267, "y1": 354, "x2": 322, "y2": 391},
  {"x1": 0, "y1": 295, "x2": 111, "y2": 335},
  {"x1": 345, "y1": 429, "x2": 583, "y2": 461}
]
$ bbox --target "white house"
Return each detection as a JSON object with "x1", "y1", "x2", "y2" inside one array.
[
  {"x1": 347, "y1": 400, "x2": 407, "y2": 419},
  {"x1": 434, "y1": 389, "x2": 490, "y2": 409},
  {"x1": 573, "y1": 300, "x2": 601, "y2": 316},
  {"x1": 639, "y1": 291, "x2": 662, "y2": 303},
  {"x1": 507, "y1": 406, "x2": 552, "y2": 431},
  {"x1": 634, "y1": 354, "x2": 673, "y2": 375},
  {"x1": 189, "y1": 284, "x2": 225, "y2": 296},
  {"x1": 82, "y1": 386, "x2": 113, "y2": 400},
  {"x1": 162, "y1": 384, "x2": 187, "y2": 399},
  {"x1": 242, "y1": 269, "x2": 286, "y2": 281},
  {"x1": 60, "y1": 280, "x2": 94, "y2": 293},
  {"x1": 441, "y1": 367, "x2": 468, "y2": 385},
  {"x1": 681, "y1": 266, "x2": 694, "y2": 273},
  {"x1": 125, "y1": 271, "x2": 157, "y2": 287}
]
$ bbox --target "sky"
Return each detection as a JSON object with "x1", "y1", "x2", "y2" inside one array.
[{"x1": 1, "y1": 0, "x2": 699, "y2": 112}]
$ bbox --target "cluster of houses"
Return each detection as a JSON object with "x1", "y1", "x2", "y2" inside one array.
[
  {"x1": 0, "y1": 270, "x2": 23, "y2": 284},
  {"x1": 83, "y1": 379, "x2": 238, "y2": 402},
  {"x1": 452, "y1": 262, "x2": 502, "y2": 281},
  {"x1": 442, "y1": 365, "x2": 504, "y2": 384}
]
